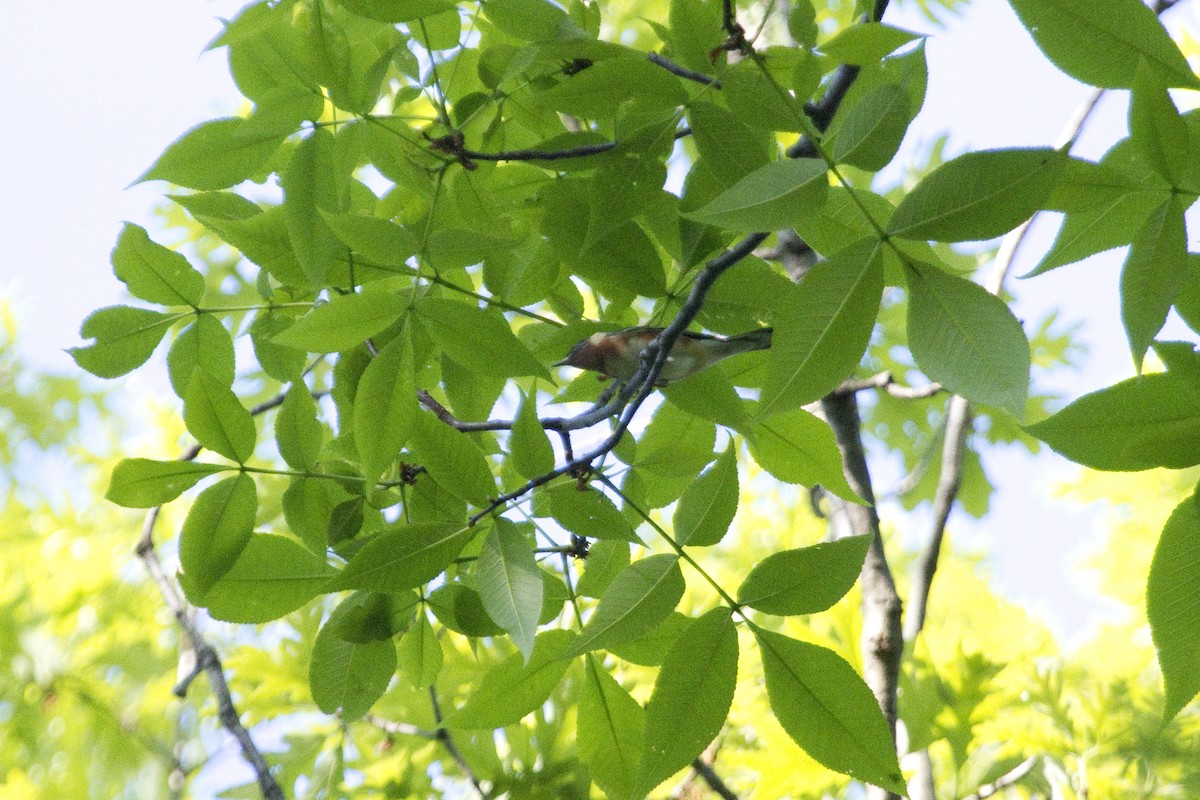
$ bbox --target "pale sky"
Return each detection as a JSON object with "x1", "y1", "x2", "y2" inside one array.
[{"x1": 1, "y1": 0, "x2": 1191, "y2": 640}]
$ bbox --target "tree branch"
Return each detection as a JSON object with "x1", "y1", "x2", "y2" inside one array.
[
  {"x1": 904, "y1": 394, "x2": 970, "y2": 640},
  {"x1": 136, "y1": 508, "x2": 284, "y2": 800},
  {"x1": 690, "y1": 757, "x2": 739, "y2": 800},
  {"x1": 819, "y1": 392, "x2": 903, "y2": 800},
  {"x1": 648, "y1": 52, "x2": 722, "y2": 87},
  {"x1": 429, "y1": 687, "x2": 489, "y2": 797},
  {"x1": 837, "y1": 371, "x2": 943, "y2": 400},
  {"x1": 962, "y1": 756, "x2": 1038, "y2": 800}
]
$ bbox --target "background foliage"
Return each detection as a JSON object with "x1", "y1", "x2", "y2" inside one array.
[{"x1": 9, "y1": 0, "x2": 1200, "y2": 796}]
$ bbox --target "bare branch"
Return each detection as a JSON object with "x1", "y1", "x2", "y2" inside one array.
[
  {"x1": 820, "y1": 394, "x2": 903, "y2": 739},
  {"x1": 690, "y1": 758, "x2": 739, "y2": 800},
  {"x1": 366, "y1": 713, "x2": 436, "y2": 739},
  {"x1": 429, "y1": 687, "x2": 489, "y2": 797},
  {"x1": 904, "y1": 394, "x2": 971, "y2": 640},
  {"x1": 136, "y1": 508, "x2": 284, "y2": 800},
  {"x1": 962, "y1": 757, "x2": 1038, "y2": 800},
  {"x1": 648, "y1": 52, "x2": 722, "y2": 87},
  {"x1": 468, "y1": 231, "x2": 769, "y2": 524},
  {"x1": 837, "y1": 371, "x2": 943, "y2": 399},
  {"x1": 461, "y1": 141, "x2": 616, "y2": 162}
]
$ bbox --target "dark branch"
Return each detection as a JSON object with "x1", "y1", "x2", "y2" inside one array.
[
  {"x1": 429, "y1": 688, "x2": 488, "y2": 797},
  {"x1": 648, "y1": 52, "x2": 722, "y2": 87},
  {"x1": 691, "y1": 758, "x2": 739, "y2": 800},
  {"x1": 904, "y1": 395, "x2": 970, "y2": 640},
  {"x1": 136, "y1": 508, "x2": 284, "y2": 800},
  {"x1": 461, "y1": 141, "x2": 616, "y2": 162},
  {"x1": 468, "y1": 231, "x2": 768, "y2": 524}
]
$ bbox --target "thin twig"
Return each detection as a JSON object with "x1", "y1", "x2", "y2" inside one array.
[
  {"x1": 904, "y1": 54, "x2": 1116, "y2": 645},
  {"x1": 428, "y1": 687, "x2": 488, "y2": 797},
  {"x1": 837, "y1": 371, "x2": 943, "y2": 399},
  {"x1": 468, "y1": 231, "x2": 769, "y2": 524},
  {"x1": 691, "y1": 758, "x2": 739, "y2": 800},
  {"x1": 136, "y1": 508, "x2": 284, "y2": 800},
  {"x1": 962, "y1": 756, "x2": 1038, "y2": 800},
  {"x1": 648, "y1": 52, "x2": 722, "y2": 87},
  {"x1": 460, "y1": 141, "x2": 616, "y2": 162},
  {"x1": 903, "y1": 394, "x2": 970, "y2": 640},
  {"x1": 366, "y1": 713, "x2": 436, "y2": 739}
]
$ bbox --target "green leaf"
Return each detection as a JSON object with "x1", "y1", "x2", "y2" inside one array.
[
  {"x1": 685, "y1": 159, "x2": 829, "y2": 233},
  {"x1": 397, "y1": 612, "x2": 442, "y2": 688},
  {"x1": 328, "y1": 521, "x2": 476, "y2": 592},
  {"x1": 888, "y1": 148, "x2": 1064, "y2": 242},
  {"x1": 673, "y1": 446, "x2": 739, "y2": 547},
  {"x1": 354, "y1": 330, "x2": 417, "y2": 480},
  {"x1": 1007, "y1": 0, "x2": 1200, "y2": 89},
  {"x1": 408, "y1": 412, "x2": 497, "y2": 506},
  {"x1": 567, "y1": 554, "x2": 685, "y2": 656},
  {"x1": 178, "y1": 474, "x2": 257, "y2": 600},
  {"x1": 184, "y1": 371, "x2": 258, "y2": 463},
  {"x1": 760, "y1": 238, "x2": 884, "y2": 417},
  {"x1": 548, "y1": 485, "x2": 642, "y2": 543},
  {"x1": 483, "y1": 0, "x2": 584, "y2": 41},
  {"x1": 788, "y1": 0, "x2": 818, "y2": 46},
  {"x1": 282, "y1": 128, "x2": 343, "y2": 285},
  {"x1": 662, "y1": 371, "x2": 754, "y2": 436},
  {"x1": 722, "y1": 59, "x2": 807, "y2": 132},
  {"x1": 754, "y1": 627, "x2": 906, "y2": 794},
  {"x1": 444, "y1": 629, "x2": 576, "y2": 728},
  {"x1": 201, "y1": 534, "x2": 336, "y2": 623},
  {"x1": 106, "y1": 459, "x2": 226, "y2": 508},
  {"x1": 167, "y1": 315, "x2": 236, "y2": 398},
  {"x1": 1026, "y1": 372, "x2": 1200, "y2": 470},
  {"x1": 414, "y1": 298, "x2": 550, "y2": 379},
  {"x1": 820, "y1": 22, "x2": 923, "y2": 65},
  {"x1": 478, "y1": 520, "x2": 543, "y2": 660},
  {"x1": 310, "y1": 614, "x2": 396, "y2": 722},
  {"x1": 1148, "y1": 487, "x2": 1200, "y2": 720},
  {"x1": 276, "y1": 383, "x2": 324, "y2": 472},
  {"x1": 606, "y1": 611, "x2": 691, "y2": 667},
  {"x1": 536, "y1": 58, "x2": 687, "y2": 118},
  {"x1": 636, "y1": 608, "x2": 738, "y2": 795},
  {"x1": 1121, "y1": 197, "x2": 1187, "y2": 371},
  {"x1": 631, "y1": 401, "x2": 718, "y2": 508},
  {"x1": 320, "y1": 210, "x2": 418, "y2": 266},
  {"x1": 1130, "y1": 63, "x2": 1191, "y2": 185},
  {"x1": 138, "y1": 116, "x2": 288, "y2": 190},
  {"x1": 69, "y1": 305, "x2": 175, "y2": 379},
  {"x1": 575, "y1": 540, "x2": 631, "y2": 598},
  {"x1": 578, "y1": 654, "x2": 645, "y2": 799},
  {"x1": 1033, "y1": 186, "x2": 1165, "y2": 274},
  {"x1": 688, "y1": 101, "x2": 772, "y2": 186},
  {"x1": 831, "y1": 84, "x2": 911, "y2": 170},
  {"x1": 340, "y1": 0, "x2": 457, "y2": 23},
  {"x1": 906, "y1": 264, "x2": 1030, "y2": 417},
  {"x1": 737, "y1": 534, "x2": 870, "y2": 615},
  {"x1": 327, "y1": 591, "x2": 419, "y2": 644},
  {"x1": 667, "y1": 0, "x2": 724, "y2": 74},
  {"x1": 749, "y1": 408, "x2": 862, "y2": 503},
  {"x1": 111, "y1": 223, "x2": 205, "y2": 307},
  {"x1": 273, "y1": 286, "x2": 406, "y2": 353},
  {"x1": 429, "y1": 582, "x2": 505, "y2": 636},
  {"x1": 510, "y1": 390, "x2": 555, "y2": 479}
]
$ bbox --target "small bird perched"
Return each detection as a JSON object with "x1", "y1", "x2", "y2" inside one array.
[{"x1": 556, "y1": 326, "x2": 773, "y2": 385}]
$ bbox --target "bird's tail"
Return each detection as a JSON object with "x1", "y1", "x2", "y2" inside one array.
[{"x1": 730, "y1": 326, "x2": 772, "y2": 352}]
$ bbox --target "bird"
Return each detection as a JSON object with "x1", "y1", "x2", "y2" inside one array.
[{"x1": 555, "y1": 326, "x2": 773, "y2": 385}]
